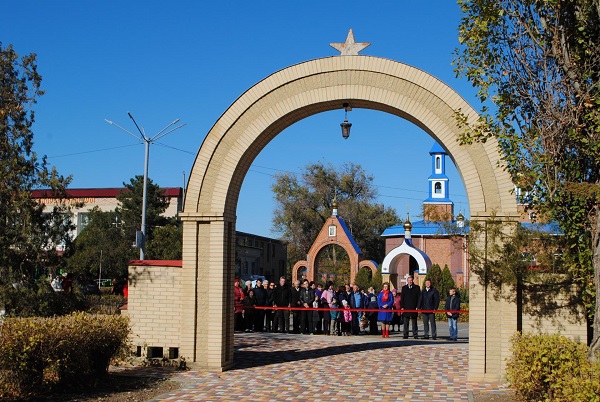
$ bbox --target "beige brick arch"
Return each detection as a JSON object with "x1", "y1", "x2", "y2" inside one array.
[{"x1": 178, "y1": 56, "x2": 518, "y2": 378}]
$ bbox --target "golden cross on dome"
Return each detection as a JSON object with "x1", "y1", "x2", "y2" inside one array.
[{"x1": 330, "y1": 29, "x2": 370, "y2": 56}]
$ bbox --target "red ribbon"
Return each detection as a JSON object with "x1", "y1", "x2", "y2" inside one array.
[{"x1": 246, "y1": 306, "x2": 468, "y2": 314}]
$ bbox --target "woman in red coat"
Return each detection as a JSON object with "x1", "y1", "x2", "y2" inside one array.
[{"x1": 234, "y1": 278, "x2": 245, "y2": 332}]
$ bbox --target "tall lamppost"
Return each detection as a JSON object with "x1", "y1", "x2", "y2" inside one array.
[{"x1": 105, "y1": 113, "x2": 185, "y2": 260}]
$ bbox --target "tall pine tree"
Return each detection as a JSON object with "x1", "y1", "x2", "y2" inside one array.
[{"x1": 0, "y1": 43, "x2": 72, "y2": 282}]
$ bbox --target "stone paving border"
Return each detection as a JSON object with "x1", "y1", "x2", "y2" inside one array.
[{"x1": 124, "y1": 332, "x2": 509, "y2": 401}]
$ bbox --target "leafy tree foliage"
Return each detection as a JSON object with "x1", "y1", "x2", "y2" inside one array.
[
  {"x1": 423, "y1": 263, "x2": 455, "y2": 300},
  {"x1": 272, "y1": 162, "x2": 400, "y2": 272},
  {"x1": 424, "y1": 264, "x2": 443, "y2": 289},
  {"x1": 455, "y1": 0, "x2": 600, "y2": 356},
  {"x1": 0, "y1": 43, "x2": 72, "y2": 282},
  {"x1": 146, "y1": 223, "x2": 182, "y2": 260},
  {"x1": 65, "y1": 178, "x2": 179, "y2": 278},
  {"x1": 371, "y1": 270, "x2": 383, "y2": 292},
  {"x1": 66, "y1": 208, "x2": 136, "y2": 280},
  {"x1": 354, "y1": 267, "x2": 373, "y2": 291},
  {"x1": 440, "y1": 264, "x2": 456, "y2": 300},
  {"x1": 116, "y1": 175, "x2": 169, "y2": 246}
]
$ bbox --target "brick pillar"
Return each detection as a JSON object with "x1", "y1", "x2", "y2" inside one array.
[
  {"x1": 468, "y1": 214, "x2": 519, "y2": 382},
  {"x1": 181, "y1": 214, "x2": 235, "y2": 371}
]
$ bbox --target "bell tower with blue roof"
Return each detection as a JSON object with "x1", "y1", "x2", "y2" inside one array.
[{"x1": 423, "y1": 142, "x2": 454, "y2": 221}]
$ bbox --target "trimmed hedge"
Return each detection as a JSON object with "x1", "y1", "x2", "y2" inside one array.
[
  {"x1": 433, "y1": 301, "x2": 469, "y2": 323},
  {"x1": 0, "y1": 312, "x2": 129, "y2": 398},
  {"x1": 506, "y1": 332, "x2": 600, "y2": 402}
]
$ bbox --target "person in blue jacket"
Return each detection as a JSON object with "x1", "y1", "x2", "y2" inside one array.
[
  {"x1": 377, "y1": 282, "x2": 394, "y2": 338},
  {"x1": 350, "y1": 284, "x2": 367, "y2": 335}
]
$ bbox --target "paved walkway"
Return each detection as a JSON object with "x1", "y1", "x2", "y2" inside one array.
[{"x1": 126, "y1": 329, "x2": 508, "y2": 401}]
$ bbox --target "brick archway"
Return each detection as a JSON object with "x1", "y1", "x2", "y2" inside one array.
[
  {"x1": 291, "y1": 210, "x2": 375, "y2": 285},
  {"x1": 179, "y1": 56, "x2": 518, "y2": 379}
]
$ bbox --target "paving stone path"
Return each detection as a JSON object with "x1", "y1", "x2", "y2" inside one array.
[{"x1": 133, "y1": 331, "x2": 509, "y2": 401}]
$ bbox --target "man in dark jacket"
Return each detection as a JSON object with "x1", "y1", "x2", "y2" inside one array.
[
  {"x1": 272, "y1": 277, "x2": 292, "y2": 333},
  {"x1": 340, "y1": 284, "x2": 353, "y2": 306},
  {"x1": 253, "y1": 278, "x2": 268, "y2": 332},
  {"x1": 299, "y1": 279, "x2": 315, "y2": 334},
  {"x1": 420, "y1": 279, "x2": 440, "y2": 339},
  {"x1": 400, "y1": 275, "x2": 421, "y2": 339},
  {"x1": 290, "y1": 280, "x2": 302, "y2": 333},
  {"x1": 445, "y1": 287, "x2": 460, "y2": 341}
]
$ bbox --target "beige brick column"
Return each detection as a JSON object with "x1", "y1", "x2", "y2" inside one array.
[
  {"x1": 468, "y1": 214, "x2": 519, "y2": 381},
  {"x1": 180, "y1": 212, "x2": 236, "y2": 371}
]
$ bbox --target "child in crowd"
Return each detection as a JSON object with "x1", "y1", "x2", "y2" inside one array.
[
  {"x1": 342, "y1": 299, "x2": 352, "y2": 336},
  {"x1": 330, "y1": 298, "x2": 340, "y2": 335},
  {"x1": 310, "y1": 293, "x2": 321, "y2": 335}
]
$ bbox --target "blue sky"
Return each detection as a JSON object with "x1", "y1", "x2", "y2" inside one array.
[{"x1": 2, "y1": 1, "x2": 480, "y2": 238}]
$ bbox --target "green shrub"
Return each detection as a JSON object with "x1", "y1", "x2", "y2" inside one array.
[
  {"x1": 458, "y1": 303, "x2": 469, "y2": 323},
  {"x1": 434, "y1": 301, "x2": 469, "y2": 322},
  {"x1": 506, "y1": 332, "x2": 600, "y2": 402},
  {"x1": 0, "y1": 313, "x2": 130, "y2": 398}
]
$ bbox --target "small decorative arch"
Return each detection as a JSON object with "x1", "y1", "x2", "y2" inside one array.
[
  {"x1": 293, "y1": 264, "x2": 308, "y2": 282},
  {"x1": 358, "y1": 260, "x2": 378, "y2": 278},
  {"x1": 381, "y1": 238, "x2": 432, "y2": 276},
  {"x1": 291, "y1": 208, "x2": 375, "y2": 284}
]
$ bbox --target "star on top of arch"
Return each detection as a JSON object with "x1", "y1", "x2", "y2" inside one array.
[{"x1": 330, "y1": 29, "x2": 370, "y2": 56}]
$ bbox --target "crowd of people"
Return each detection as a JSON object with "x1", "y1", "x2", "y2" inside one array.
[{"x1": 233, "y1": 276, "x2": 461, "y2": 340}]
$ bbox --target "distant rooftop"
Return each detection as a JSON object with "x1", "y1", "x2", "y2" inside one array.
[{"x1": 31, "y1": 187, "x2": 183, "y2": 198}]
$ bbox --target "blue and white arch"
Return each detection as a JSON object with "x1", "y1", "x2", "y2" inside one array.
[{"x1": 381, "y1": 220, "x2": 432, "y2": 275}]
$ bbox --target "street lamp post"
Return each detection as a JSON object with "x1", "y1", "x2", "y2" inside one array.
[{"x1": 105, "y1": 113, "x2": 185, "y2": 260}]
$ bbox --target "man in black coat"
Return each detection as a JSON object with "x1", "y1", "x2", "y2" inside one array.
[
  {"x1": 272, "y1": 277, "x2": 291, "y2": 333},
  {"x1": 400, "y1": 275, "x2": 421, "y2": 339},
  {"x1": 299, "y1": 279, "x2": 315, "y2": 334},
  {"x1": 420, "y1": 279, "x2": 440, "y2": 339},
  {"x1": 290, "y1": 280, "x2": 302, "y2": 333}
]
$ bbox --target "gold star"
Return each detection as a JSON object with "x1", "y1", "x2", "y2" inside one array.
[{"x1": 330, "y1": 29, "x2": 370, "y2": 56}]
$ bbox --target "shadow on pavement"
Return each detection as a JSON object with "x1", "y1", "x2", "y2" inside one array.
[{"x1": 232, "y1": 334, "x2": 462, "y2": 370}]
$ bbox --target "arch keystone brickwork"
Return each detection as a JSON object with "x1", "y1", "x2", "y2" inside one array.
[{"x1": 180, "y1": 55, "x2": 518, "y2": 379}]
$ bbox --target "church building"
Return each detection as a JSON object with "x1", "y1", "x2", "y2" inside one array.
[{"x1": 381, "y1": 143, "x2": 468, "y2": 289}]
